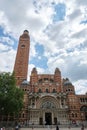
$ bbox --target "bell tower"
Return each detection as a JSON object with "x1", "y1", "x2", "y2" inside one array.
[{"x1": 14, "y1": 30, "x2": 30, "y2": 86}]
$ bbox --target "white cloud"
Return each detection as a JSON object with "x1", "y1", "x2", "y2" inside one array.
[
  {"x1": 0, "y1": 0, "x2": 87, "y2": 94},
  {"x1": 0, "y1": 36, "x2": 14, "y2": 45},
  {"x1": 46, "y1": 47, "x2": 87, "y2": 83},
  {"x1": 0, "y1": 43, "x2": 10, "y2": 51},
  {"x1": 0, "y1": 47, "x2": 16, "y2": 72},
  {"x1": 74, "y1": 80, "x2": 87, "y2": 94}
]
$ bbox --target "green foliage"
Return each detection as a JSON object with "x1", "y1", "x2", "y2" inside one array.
[{"x1": 0, "y1": 72, "x2": 24, "y2": 117}]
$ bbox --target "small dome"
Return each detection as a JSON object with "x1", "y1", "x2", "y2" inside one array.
[
  {"x1": 21, "y1": 30, "x2": 29, "y2": 38},
  {"x1": 24, "y1": 30, "x2": 29, "y2": 33},
  {"x1": 21, "y1": 79, "x2": 29, "y2": 85},
  {"x1": 64, "y1": 80, "x2": 72, "y2": 86},
  {"x1": 31, "y1": 67, "x2": 37, "y2": 74}
]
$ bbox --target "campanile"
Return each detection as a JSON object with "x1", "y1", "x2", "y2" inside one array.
[{"x1": 14, "y1": 30, "x2": 30, "y2": 86}]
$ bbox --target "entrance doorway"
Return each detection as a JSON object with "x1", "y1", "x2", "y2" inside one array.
[
  {"x1": 85, "y1": 112, "x2": 87, "y2": 120},
  {"x1": 45, "y1": 112, "x2": 52, "y2": 125},
  {"x1": 39, "y1": 117, "x2": 43, "y2": 125},
  {"x1": 54, "y1": 117, "x2": 57, "y2": 125}
]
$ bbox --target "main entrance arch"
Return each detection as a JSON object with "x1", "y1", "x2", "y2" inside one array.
[
  {"x1": 37, "y1": 96, "x2": 58, "y2": 125},
  {"x1": 80, "y1": 105, "x2": 87, "y2": 120},
  {"x1": 29, "y1": 94, "x2": 69, "y2": 125}
]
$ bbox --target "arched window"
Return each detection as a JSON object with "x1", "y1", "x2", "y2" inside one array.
[
  {"x1": 52, "y1": 89, "x2": 56, "y2": 93},
  {"x1": 72, "y1": 113, "x2": 74, "y2": 117},
  {"x1": 50, "y1": 79, "x2": 54, "y2": 82},
  {"x1": 38, "y1": 79, "x2": 42, "y2": 83},
  {"x1": 23, "y1": 113, "x2": 24, "y2": 118},
  {"x1": 80, "y1": 105, "x2": 87, "y2": 112},
  {"x1": 75, "y1": 113, "x2": 77, "y2": 117},
  {"x1": 21, "y1": 44, "x2": 25, "y2": 48},
  {"x1": 46, "y1": 89, "x2": 49, "y2": 93},
  {"x1": 38, "y1": 89, "x2": 42, "y2": 93},
  {"x1": 68, "y1": 89, "x2": 70, "y2": 91},
  {"x1": 32, "y1": 102, "x2": 35, "y2": 107},
  {"x1": 44, "y1": 78, "x2": 48, "y2": 82}
]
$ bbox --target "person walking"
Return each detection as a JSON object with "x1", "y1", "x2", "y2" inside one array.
[
  {"x1": 56, "y1": 125, "x2": 59, "y2": 130},
  {"x1": 15, "y1": 122, "x2": 19, "y2": 130},
  {"x1": 15, "y1": 125, "x2": 19, "y2": 130},
  {"x1": 81, "y1": 124, "x2": 84, "y2": 130},
  {"x1": 68, "y1": 125, "x2": 71, "y2": 129}
]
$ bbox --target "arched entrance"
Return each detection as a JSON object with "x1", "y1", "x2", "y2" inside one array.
[
  {"x1": 37, "y1": 96, "x2": 59, "y2": 125},
  {"x1": 45, "y1": 112, "x2": 52, "y2": 125},
  {"x1": 80, "y1": 105, "x2": 87, "y2": 121}
]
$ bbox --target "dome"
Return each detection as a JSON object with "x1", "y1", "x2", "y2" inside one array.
[
  {"x1": 21, "y1": 79, "x2": 29, "y2": 85},
  {"x1": 20, "y1": 30, "x2": 29, "y2": 38},
  {"x1": 24, "y1": 30, "x2": 29, "y2": 33},
  {"x1": 64, "y1": 80, "x2": 72, "y2": 86}
]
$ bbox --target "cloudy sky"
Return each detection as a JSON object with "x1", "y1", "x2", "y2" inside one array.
[{"x1": 0, "y1": 0, "x2": 87, "y2": 94}]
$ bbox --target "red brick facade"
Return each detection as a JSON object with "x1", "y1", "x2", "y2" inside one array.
[{"x1": 14, "y1": 30, "x2": 87, "y2": 126}]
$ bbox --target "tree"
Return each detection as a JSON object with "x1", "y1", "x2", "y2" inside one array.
[{"x1": 0, "y1": 72, "x2": 24, "y2": 121}]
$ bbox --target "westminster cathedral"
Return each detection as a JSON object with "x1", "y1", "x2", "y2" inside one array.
[{"x1": 14, "y1": 30, "x2": 87, "y2": 126}]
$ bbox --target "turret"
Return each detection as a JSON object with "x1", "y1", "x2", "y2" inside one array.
[
  {"x1": 30, "y1": 67, "x2": 38, "y2": 84},
  {"x1": 54, "y1": 68, "x2": 62, "y2": 92}
]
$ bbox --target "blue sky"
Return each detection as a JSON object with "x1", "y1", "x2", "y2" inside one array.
[{"x1": 0, "y1": 0, "x2": 87, "y2": 94}]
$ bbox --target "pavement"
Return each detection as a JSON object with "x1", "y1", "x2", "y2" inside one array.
[{"x1": 20, "y1": 127, "x2": 87, "y2": 130}]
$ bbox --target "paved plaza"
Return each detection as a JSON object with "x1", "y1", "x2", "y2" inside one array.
[
  {"x1": 1, "y1": 126, "x2": 87, "y2": 130},
  {"x1": 20, "y1": 127, "x2": 87, "y2": 130}
]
